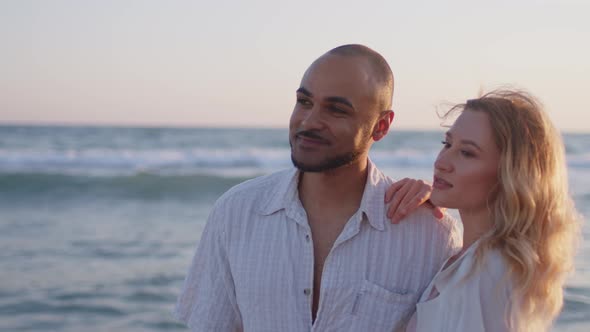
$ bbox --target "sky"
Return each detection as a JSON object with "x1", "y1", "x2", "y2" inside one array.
[{"x1": 1, "y1": 0, "x2": 589, "y2": 132}]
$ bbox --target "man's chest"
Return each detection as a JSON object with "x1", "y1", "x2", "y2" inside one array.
[
  {"x1": 226, "y1": 219, "x2": 430, "y2": 331},
  {"x1": 308, "y1": 215, "x2": 349, "y2": 278}
]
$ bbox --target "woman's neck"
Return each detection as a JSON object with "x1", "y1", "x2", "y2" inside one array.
[{"x1": 458, "y1": 208, "x2": 494, "y2": 249}]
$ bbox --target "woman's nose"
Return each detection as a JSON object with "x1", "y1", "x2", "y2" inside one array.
[{"x1": 434, "y1": 153, "x2": 452, "y2": 172}]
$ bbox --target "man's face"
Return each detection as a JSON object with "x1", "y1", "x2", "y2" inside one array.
[{"x1": 289, "y1": 54, "x2": 380, "y2": 172}]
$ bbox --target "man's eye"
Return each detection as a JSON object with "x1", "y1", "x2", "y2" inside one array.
[
  {"x1": 441, "y1": 140, "x2": 451, "y2": 148},
  {"x1": 297, "y1": 98, "x2": 312, "y2": 106},
  {"x1": 329, "y1": 106, "x2": 347, "y2": 114}
]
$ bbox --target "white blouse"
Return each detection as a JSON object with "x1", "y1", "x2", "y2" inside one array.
[{"x1": 406, "y1": 241, "x2": 515, "y2": 332}]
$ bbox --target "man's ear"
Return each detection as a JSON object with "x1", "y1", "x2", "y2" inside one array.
[{"x1": 372, "y1": 111, "x2": 394, "y2": 141}]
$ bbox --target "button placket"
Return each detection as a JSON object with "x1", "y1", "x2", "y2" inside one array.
[
  {"x1": 303, "y1": 233, "x2": 313, "y2": 302},
  {"x1": 296, "y1": 223, "x2": 314, "y2": 327}
]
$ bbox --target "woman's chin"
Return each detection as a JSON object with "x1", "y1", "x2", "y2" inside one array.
[
  {"x1": 430, "y1": 192, "x2": 441, "y2": 206},
  {"x1": 430, "y1": 193, "x2": 453, "y2": 209}
]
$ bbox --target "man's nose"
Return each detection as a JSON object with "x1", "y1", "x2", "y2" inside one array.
[{"x1": 300, "y1": 107, "x2": 324, "y2": 130}]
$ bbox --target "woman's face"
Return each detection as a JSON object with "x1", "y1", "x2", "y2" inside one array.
[{"x1": 430, "y1": 110, "x2": 501, "y2": 213}]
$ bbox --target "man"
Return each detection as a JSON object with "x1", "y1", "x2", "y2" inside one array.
[{"x1": 175, "y1": 44, "x2": 460, "y2": 331}]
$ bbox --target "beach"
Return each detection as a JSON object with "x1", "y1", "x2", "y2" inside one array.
[{"x1": 0, "y1": 125, "x2": 588, "y2": 331}]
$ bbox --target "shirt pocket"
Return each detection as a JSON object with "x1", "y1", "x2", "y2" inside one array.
[{"x1": 350, "y1": 279, "x2": 417, "y2": 332}]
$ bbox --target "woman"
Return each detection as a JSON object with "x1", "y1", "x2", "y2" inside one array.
[{"x1": 387, "y1": 89, "x2": 580, "y2": 331}]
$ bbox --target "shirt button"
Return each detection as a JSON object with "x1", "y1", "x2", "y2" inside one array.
[
  {"x1": 303, "y1": 288, "x2": 311, "y2": 296},
  {"x1": 305, "y1": 234, "x2": 310, "y2": 242}
]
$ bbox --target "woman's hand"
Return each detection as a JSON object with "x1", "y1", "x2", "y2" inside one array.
[{"x1": 384, "y1": 178, "x2": 445, "y2": 224}]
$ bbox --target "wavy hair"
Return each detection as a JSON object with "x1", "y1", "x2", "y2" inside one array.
[{"x1": 445, "y1": 89, "x2": 580, "y2": 331}]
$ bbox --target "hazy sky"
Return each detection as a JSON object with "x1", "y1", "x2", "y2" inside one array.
[{"x1": 1, "y1": 0, "x2": 589, "y2": 131}]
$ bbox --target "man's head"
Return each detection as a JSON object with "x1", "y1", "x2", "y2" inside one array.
[{"x1": 289, "y1": 44, "x2": 394, "y2": 172}]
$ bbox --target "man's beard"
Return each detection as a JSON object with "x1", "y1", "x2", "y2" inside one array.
[
  {"x1": 290, "y1": 149, "x2": 363, "y2": 172},
  {"x1": 289, "y1": 128, "x2": 370, "y2": 172}
]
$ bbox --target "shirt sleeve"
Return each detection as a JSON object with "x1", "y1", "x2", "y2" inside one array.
[
  {"x1": 174, "y1": 199, "x2": 243, "y2": 331},
  {"x1": 433, "y1": 213, "x2": 462, "y2": 268},
  {"x1": 477, "y1": 254, "x2": 513, "y2": 332}
]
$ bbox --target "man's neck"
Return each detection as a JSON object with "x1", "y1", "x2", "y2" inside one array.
[
  {"x1": 297, "y1": 157, "x2": 371, "y2": 324},
  {"x1": 298, "y1": 158, "x2": 369, "y2": 214}
]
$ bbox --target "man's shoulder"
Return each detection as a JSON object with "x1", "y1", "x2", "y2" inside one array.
[
  {"x1": 369, "y1": 165, "x2": 394, "y2": 188},
  {"x1": 214, "y1": 168, "x2": 295, "y2": 208},
  {"x1": 379, "y1": 172, "x2": 458, "y2": 237},
  {"x1": 397, "y1": 206, "x2": 458, "y2": 241}
]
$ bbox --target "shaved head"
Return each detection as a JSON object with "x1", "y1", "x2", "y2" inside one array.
[{"x1": 326, "y1": 44, "x2": 394, "y2": 111}]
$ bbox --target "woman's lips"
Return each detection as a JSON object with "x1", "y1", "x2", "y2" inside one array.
[{"x1": 433, "y1": 176, "x2": 453, "y2": 189}]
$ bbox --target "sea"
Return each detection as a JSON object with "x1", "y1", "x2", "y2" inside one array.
[{"x1": 0, "y1": 125, "x2": 588, "y2": 332}]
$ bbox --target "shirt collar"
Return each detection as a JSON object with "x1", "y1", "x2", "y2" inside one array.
[
  {"x1": 357, "y1": 159, "x2": 386, "y2": 231},
  {"x1": 257, "y1": 167, "x2": 300, "y2": 216},
  {"x1": 258, "y1": 159, "x2": 386, "y2": 232},
  {"x1": 431, "y1": 239, "x2": 483, "y2": 292}
]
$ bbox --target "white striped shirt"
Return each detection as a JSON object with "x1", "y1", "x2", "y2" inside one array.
[
  {"x1": 175, "y1": 160, "x2": 461, "y2": 332},
  {"x1": 410, "y1": 242, "x2": 516, "y2": 332}
]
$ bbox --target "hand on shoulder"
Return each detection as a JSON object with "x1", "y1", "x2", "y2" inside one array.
[{"x1": 384, "y1": 178, "x2": 445, "y2": 224}]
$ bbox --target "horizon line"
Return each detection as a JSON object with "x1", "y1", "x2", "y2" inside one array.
[{"x1": 1, "y1": 120, "x2": 589, "y2": 134}]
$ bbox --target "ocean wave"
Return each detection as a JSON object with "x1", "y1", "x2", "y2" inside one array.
[
  {"x1": 0, "y1": 146, "x2": 588, "y2": 179},
  {"x1": 568, "y1": 153, "x2": 590, "y2": 169},
  {"x1": 0, "y1": 172, "x2": 253, "y2": 201},
  {"x1": 0, "y1": 300, "x2": 127, "y2": 317},
  {"x1": 0, "y1": 147, "x2": 449, "y2": 176},
  {"x1": 0, "y1": 147, "x2": 291, "y2": 176}
]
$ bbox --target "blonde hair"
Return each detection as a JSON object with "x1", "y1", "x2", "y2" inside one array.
[{"x1": 446, "y1": 89, "x2": 580, "y2": 331}]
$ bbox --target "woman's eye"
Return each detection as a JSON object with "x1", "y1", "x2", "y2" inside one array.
[
  {"x1": 461, "y1": 150, "x2": 475, "y2": 158},
  {"x1": 441, "y1": 140, "x2": 451, "y2": 148}
]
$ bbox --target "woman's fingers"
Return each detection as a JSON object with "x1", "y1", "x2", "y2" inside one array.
[
  {"x1": 384, "y1": 178, "x2": 408, "y2": 203},
  {"x1": 386, "y1": 179, "x2": 441, "y2": 224},
  {"x1": 391, "y1": 180, "x2": 428, "y2": 223},
  {"x1": 386, "y1": 178, "x2": 411, "y2": 220},
  {"x1": 431, "y1": 205, "x2": 446, "y2": 219}
]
